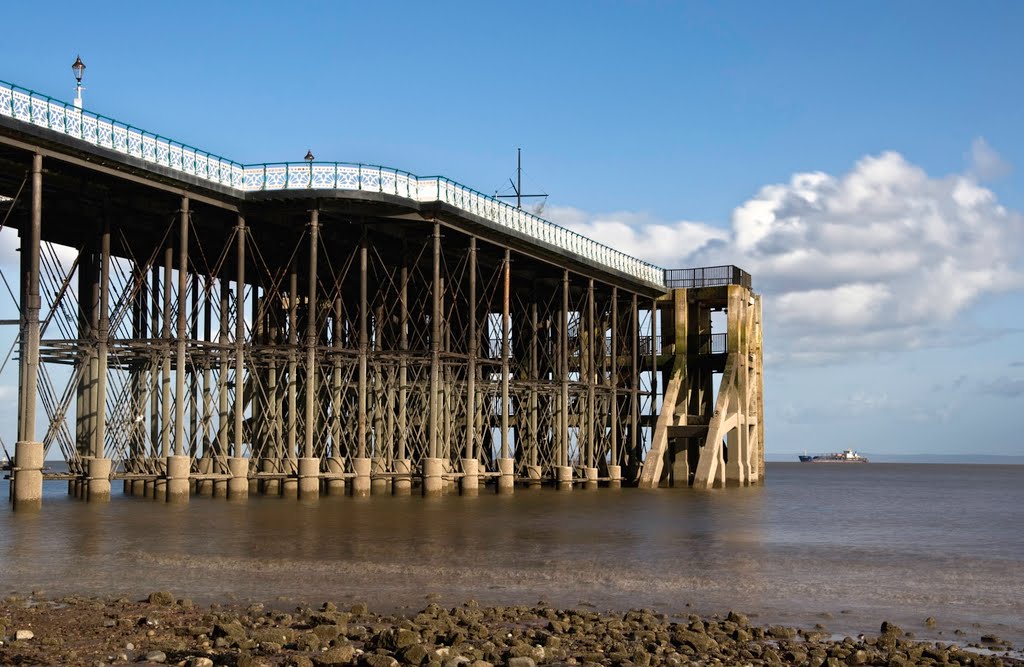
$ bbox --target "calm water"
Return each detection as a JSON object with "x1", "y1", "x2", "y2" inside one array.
[{"x1": 2, "y1": 463, "x2": 1022, "y2": 645}]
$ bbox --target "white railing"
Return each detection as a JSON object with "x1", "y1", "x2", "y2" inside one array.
[{"x1": 0, "y1": 78, "x2": 666, "y2": 286}]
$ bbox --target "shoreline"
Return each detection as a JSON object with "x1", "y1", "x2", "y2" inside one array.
[{"x1": 0, "y1": 593, "x2": 1019, "y2": 667}]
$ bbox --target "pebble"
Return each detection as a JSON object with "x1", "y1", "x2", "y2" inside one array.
[
  {"x1": 15, "y1": 629, "x2": 34, "y2": 640},
  {"x1": 188, "y1": 658, "x2": 214, "y2": 667},
  {"x1": 144, "y1": 649, "x2": 167, "y2": 663}
]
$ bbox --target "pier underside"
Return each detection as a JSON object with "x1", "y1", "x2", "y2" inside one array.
[{"x1": 0, "y1": 112, "x2": 762, "y2": 508}]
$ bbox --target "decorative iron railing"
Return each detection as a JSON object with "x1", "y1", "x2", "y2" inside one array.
[
  {"x1": 0, "y1": 78, "x2": 665, "y2": 287},
  {"x1": 664, "y1": 265, "x2": 751, "y2": 289}
]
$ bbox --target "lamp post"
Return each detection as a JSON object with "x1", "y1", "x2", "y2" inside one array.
[
  {"x1": 304, "y1": 149, "x2": 314, "y2": 188},
  {"x1": 71, "y1": 55, "x2": 86, "y2": 109}
]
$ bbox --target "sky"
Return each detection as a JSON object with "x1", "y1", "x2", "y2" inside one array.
[{"x1": 1, "y1": 1, "x2": 1022, "y2": 459}]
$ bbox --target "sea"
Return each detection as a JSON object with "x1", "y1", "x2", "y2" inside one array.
[{"x1": 1, "y1": 463, "x2": 1022, "y2": 648}]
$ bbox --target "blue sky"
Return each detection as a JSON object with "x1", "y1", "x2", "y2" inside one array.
[{"x1": 1, "y1": 1, "x2": 1022, "y2": 458}]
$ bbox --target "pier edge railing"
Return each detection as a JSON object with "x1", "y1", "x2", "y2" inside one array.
[{"x1": 0, "y1": 78, "x2": 664, "y2": 286}]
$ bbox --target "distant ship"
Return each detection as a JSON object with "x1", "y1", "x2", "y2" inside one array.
[{"x1": 799, "y1": 448, "x2": 869, "y2": 463}]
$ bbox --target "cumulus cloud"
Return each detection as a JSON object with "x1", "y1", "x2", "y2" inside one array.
[
  {"x1": 550, "y1": 143, "x2": 1024, "y2": 363},
  {"x1": 968, "y1": 137, "x2": 1011, "y2": 181}
]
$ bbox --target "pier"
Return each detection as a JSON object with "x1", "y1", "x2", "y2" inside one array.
[{"x1": 0, "y1": 77, "x2": 762, "y2": 509}]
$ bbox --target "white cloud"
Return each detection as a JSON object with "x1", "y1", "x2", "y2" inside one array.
[
  {"x1": 551, "y1": 143, "x2": 1024, "y2": 363},
  {"x1": 968, "y1": 137, "x2": 1011, "y2": 181}
]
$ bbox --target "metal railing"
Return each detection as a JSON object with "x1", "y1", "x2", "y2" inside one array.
[
  {"x1": 0, "y1": 78, "x2": 665, "y2": 287},
  {"x1": 664, "y1": 265, "x2": 751, "y2": 289},
  {"x1": 695, "y1": 333, "x2": 728, "y2": 356}
]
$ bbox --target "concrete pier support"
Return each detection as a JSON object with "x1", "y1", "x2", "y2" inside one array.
[
  {"x1": 262, "y1": 458, "x2": 281, "y2": 496},
  {"x1": 227, "y1": 457, "x2": 248, "y2": 500},
  {"x1": 556, "y1": 465, "x2": 573, "y2": 491},
  {"x1": 13, "y1": 441, "x2": 43, "y2": 510},
  {"x1": 497, "y1": 458, "x2": 515, "y2": 495},
  {"x1": 351, "y1": 457, "x2": 371, "y2": 497},
  {"x1": 371, "y1": 466, "x2": 388, "y2": 495},
  {"x1": 526, "y1": 465, "x2": 542, "y2": 489},
  {"x1": 297, "y1": 457, "x2": 319, "y2": 500},
  {"x1": 607, "y1": 465, "x2": 622, "y2": 489},
  {"x1": 460, "y1": 458, "x2": 479, "y2": 496},
  {"x1": 392, "y1": 458, "x2": 411, "y2": 495},
  {"x1": 422, "y1": 457, "x2": 443, "y2": 497},
  {"x1": 326, "y1": 457, "x2": 346, "y2": 496},
  {"x1": 195, "y1": 457, "x2": 214, "y2": 497},
  {"x1": 86, "y1": 457, "x2": 112, "y2": 502},
  {"x1": 166, "y1": 455, "x2": 191, "y2": 503},
  {"x1": 281, "y1": 461, "x2": 299, "y2": 499},
  {"x1": 584, "y1": 466, "x2": 599, "y2": 490}
]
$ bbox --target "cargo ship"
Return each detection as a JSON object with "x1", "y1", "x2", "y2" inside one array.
[{"x1": 798, "y1": 449, "x2": 869, "y2": 463}]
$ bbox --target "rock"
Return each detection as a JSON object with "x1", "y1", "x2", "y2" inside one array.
[
  {"x1": 147, "y1": 591, "x2": 175, "y2": 606},
  {"x1": 924, "y1": 616, "x2": 937, "y2": 627},
  {"x1": 363, "y1": 655, "x2": 400, "y2": 667},
  {"x1": 351, "y1": 602, "x2": 370, "y2": 615},
  {"x1": 316, "y1": 644, "x2": 357, "y2": 666},
  {"x1": 144, "y1": 650, "x2": 168, "y2": 663},
  {"x1": 15, "y1": 629, "x2": 34, "y2": 640},
  {"x1": 238, "y1": 655, "x2": 273, "y2": 667},
  {"x1": 214, "y1": 621, "x2": 248, "y2": 641},
  {"x1": 879, "y1": 621, "x2": 903, "y2": 637},
  {"x1": 672, "y1": 628, "x2": 719, "y2": 653},
  {"x1": 767, "y1": 625, "x2": 796, "y2": 639},
  {"x1": 252, "y1": 627, "x2": 293, "y2": 645},
  {"x1": 726, "y1": 611, "x2": 749, "y2": 626},
  {"x1": 292, "y1": 658, "x2": 315, "y2": 667},
  {"x1": 188, "y1": 659, "x2": 214, "y2": 667},
  {"x1": 400, "y1": 643, "x2": 431, "y2": 665},
  {"x1": 506, "y1": 659, "x2": 536, "y2": 667},
  {"x1": 296, "y1": 632, "x2": 321, "y2": 651},
  {"x1": 845, "y1": 649, "x2": 868, "y2": 665}
]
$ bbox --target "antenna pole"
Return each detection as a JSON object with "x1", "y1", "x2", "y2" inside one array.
[{"x1": 517, "y1": 147, "x2": 522, "y2": 209}]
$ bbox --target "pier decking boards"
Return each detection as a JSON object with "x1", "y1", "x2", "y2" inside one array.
[{"x1": 0, "y1": 77, "x2": 762, "y2": 508}]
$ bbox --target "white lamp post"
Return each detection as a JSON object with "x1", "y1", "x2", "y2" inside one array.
[{"x1": 71, "y1": 55, "x2": 86, "y2": 109}]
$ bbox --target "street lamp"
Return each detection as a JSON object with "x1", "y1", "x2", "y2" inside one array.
[
  {"x1": 71, "y1": 55, "x2": 86, "y2": 109},
  {"x1": 305, "y1": 150, "x2": 314, "y2": 188}
]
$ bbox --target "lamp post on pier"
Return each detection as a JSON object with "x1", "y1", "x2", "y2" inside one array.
[{"x1": 71, "y1": 55, "x2": 86, "y2": 109}]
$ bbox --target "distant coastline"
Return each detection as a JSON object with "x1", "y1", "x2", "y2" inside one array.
[{"x1": 768, "y1": 454, "x2": 1024, "y2": 465}]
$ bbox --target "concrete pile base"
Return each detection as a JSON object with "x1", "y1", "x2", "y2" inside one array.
[
  {"x1": 497, "y1": 458, "x2": 515, "y2": 495},
  {"x1": 13, "y1": 441, "x2": 43, "y2": 510},
  {"x1": 325, "y1": 457, "x2": 346, "y2": 496},
  {"x1": 392, "y1": 458, "x2": 411, "y2": 496},
  {"x1": 87, "y1": 457, "x2": 112, "y2": 502},
  {"x1": 166, "y1": 455, "x2": 191, "y2": 503},
  {"x1": 298, "y1": 457, "x2": 319, "y2": 499},
  {"x1": 227, "y1": 457, "x2": 249, "y2": 499},
  {"x1": 351, "y1": 457, "x2": 371, "y2": 497},
  {"x1": 584, "y1": 466, "x2": 599, "y2": 490},
  {"x1": 422, "y1": 457, "x2": 443, "y2": 497},
  {"x1": 607, "y1": 464, "x2": 622, "y2": 489},
  {"x1": 556, "y1": 465, "x2": 573, "y2": 491},
  {"x1": 460, "y1": 458, "x2": 479, "y2": 496},
  {"x1": 526, "y1": 465, "x2": 542, "y2": 489}
]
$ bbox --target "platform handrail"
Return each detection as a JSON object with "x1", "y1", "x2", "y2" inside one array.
[
  {"x1": 0, "y1": 78, "x2": 665, "y2": 287},
  {"x1": 664, "y1": 265, "x2": 751, "y2": 289}
]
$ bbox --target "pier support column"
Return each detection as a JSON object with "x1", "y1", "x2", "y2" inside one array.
[
  {"x1": 460, "y1": 458, "x2": 479, "y2": 496},
  {"x1": 326, "y1": 457, "x2": 346, "y2": 496},
  {"x1": 227, "y1": 457, "x2": 248, "y2": 500},
  {"x1": 298, "y1": 457, "x2": 320, "y2": 500},
  {"x1": 166, "y1": 455, "x2": 190, "y2": 503},
  {"x1": 262, "y1": 458, "x2": 281, "y2": 496},
  {"x1": 607, "y1": 464, "x2": 622, "y2": 489},
  {"x1": 86, "y1": 457, "x2": 112, "y2": 502},
  {"x1": 351, "y1": 457, "x2": 371, "y2": 497},
  {"x1": 526, "y1": 464, "x2": 542, "y2": 489},
  {"x1": 422, "y1": 457, "x2": 443, "y2": 497},
  {"x1": 584, "y1": 466, "x2": 599, "y2": 490},
  {"x1": 13, "y1": 441, "x2": 43, "y2": 510},
  {"x1": 195, "y1": 457, "x2": 213, "y2": 497},
  {"x1": 497, "y1": 457, "x2": 515, "y2": 495},
  {"x1": 393, "y1": 458, "x2": 412, "y2": 496},
  {"x1": 371, "y1": 464, "x2": 389, "y2": 495},
  {"x1": 556, "y1": 465, "x2": 573, "y2": 491}
]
